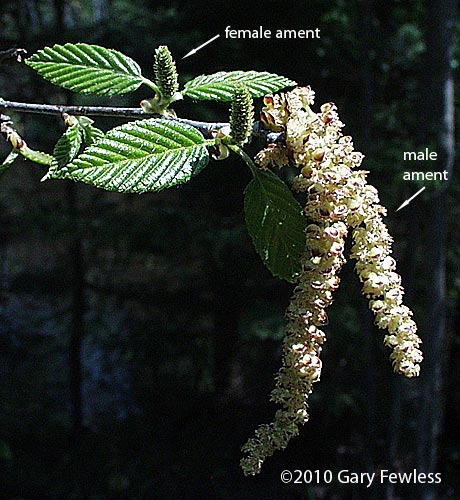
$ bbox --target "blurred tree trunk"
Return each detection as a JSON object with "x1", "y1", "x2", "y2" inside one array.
[
  {"x1": 66, "y1": 182, "x2": 88, "y2": 500},
  {"x1": 54, "y1": 0, "x2": 65, "y2": 28},
  {"x1": 358, "y1": 3, "x2": 378, "y2": 496},
  {"x1": 52, "y1": 0, "x2": 85, "y2": 448},
  {"x1": 212, "y1": 269, "x2": 241, "y2": 399},
  {"x1": 416, "y1": 0, "x2": 456, "y2": 499},
  {"x1": 67, "y1": 182, "x2": 85, "y2": 445},
  {"x1": 52, "y1": 2, "x2": 88, "y2": 497}
]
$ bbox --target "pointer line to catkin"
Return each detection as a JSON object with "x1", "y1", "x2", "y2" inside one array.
[
  {"x1": 182, "y1": 34, "x2": 221, "y2": 59},
  {"x1": 396, "y1": 186, "x2": 426, "y2": 212}
]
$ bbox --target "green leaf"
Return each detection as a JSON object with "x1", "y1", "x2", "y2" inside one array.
[
  {"x1": 26, "y1": 43, "x2": 146, "y2": 96},
  {"x1": 75, "y1": 116, "x2": 105, "y2": 146},
  {"x1": 244, "y1": 168, "x2": 306, "y2": 282},
  {"x1": 82, "y1": 125, "x2": 104, "y2": 146},
  {"x1": 183, "y1": 71, "x2": 296, "y2": 101},
  {"x1": 19, "y1": 145, "x2": 52, "y2": 165},
  {"x1": 48, "y1": 118, "x2": 211, "y2": 193},
  {"x1": 52, "y1": 124, "x2": 83, "y2": 170},
  {"x1": 0, "y1": 149, "x2": 20, "y2": 177}
]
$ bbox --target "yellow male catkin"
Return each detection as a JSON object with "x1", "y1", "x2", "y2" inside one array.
[{"x1": 241, "y1": 86, "x2": 422, "y2": 475}]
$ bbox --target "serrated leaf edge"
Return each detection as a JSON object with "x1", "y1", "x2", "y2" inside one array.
[
  {"x1": 183, "y1": 71, "x2": 296, "y2": 101},
  {"x1": 26, "y1": 43, "x2": 148, "y2": 96},
  {"x1": 48, "y1": 118, "x2": 214, "y2": 193},
  {"x1": 244, "y1": 169, "x2": 305, "y2": 282}
]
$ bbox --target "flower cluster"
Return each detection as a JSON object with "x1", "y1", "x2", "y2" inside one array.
[
  {"x1": 241, "y1": 220, "x2": 347, "y2": 475},
  {"x1": 350, "y1": 212, "x2": 422, "y2": 376},
  {"x1": 241, "y1": 86, "x2": 422, "y2": 475}
]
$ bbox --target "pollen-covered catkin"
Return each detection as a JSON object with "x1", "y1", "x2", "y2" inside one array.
[
  {"x1": 259, "y1": 86, "x2": 422, "y2": 377},
  {"x1": 349, "y1": 210, "x2": 422, "y2": 377},
  {"x1": 241, "y1": 220, "x2": 347, "y2": 475},
  {"x1": 242, "y1": 86, "x2": 422, "y2": 475}
]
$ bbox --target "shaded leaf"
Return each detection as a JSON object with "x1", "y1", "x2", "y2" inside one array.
[
  {"x1": 52, "y1": 124, "x2": 83, "y2": 170},
  {"x1": 0, "y1": 150, "x2": 20, "y2": 177},
  {"x1": 244, "y1": 168, "x2": 306, "y2": 282}
]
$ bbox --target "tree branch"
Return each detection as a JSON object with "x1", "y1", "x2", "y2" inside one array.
[
  {"x1": 0, "y1": 98, "x2": 282, "y2": 141},
  {"x1": 0, "y1": 48, "x2": 27, "y2": 65}
]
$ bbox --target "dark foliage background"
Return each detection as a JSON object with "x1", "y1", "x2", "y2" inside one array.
[{"x1": 0, "y1": 1, "x2": 458, "y2": 499}]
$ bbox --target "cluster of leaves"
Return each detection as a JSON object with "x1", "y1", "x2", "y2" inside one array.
[{"x1": 4, "y1": 43, "x2": 307, "y2": 282}]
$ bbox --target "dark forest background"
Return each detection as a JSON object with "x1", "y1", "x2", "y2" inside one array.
[{"x1": 0, "y1": 0, "x2": 458, "y2": 499}]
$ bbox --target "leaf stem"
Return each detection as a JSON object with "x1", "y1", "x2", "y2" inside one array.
[
  {"x1": 141, "y1": 77, "x2": 162, "y2": 95},
  {"x1": 228, "y1": 144, "x2": 258, "y2": 175}
]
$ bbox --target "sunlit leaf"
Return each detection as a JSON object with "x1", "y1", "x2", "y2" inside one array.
[
  {"x1": 26, "y1": 43, "x2": 146, "y2": 95},
  {"x1": 183, "y1": 71, "x2": 296, "y2": 101},
  {"x1": 48, "y1": 119, "x2": 211, "y2": 193}
]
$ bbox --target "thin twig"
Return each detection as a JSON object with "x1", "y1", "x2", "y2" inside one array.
[
  {"x1": 0, "y1": 48, "x2": 27, "y2": 64},
  {"x1": 0, "y1": 98, "x2": 177, "y2": 118},
  {"x1": 0, "y1": 98, "x2": 282, "y2": 141}
]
